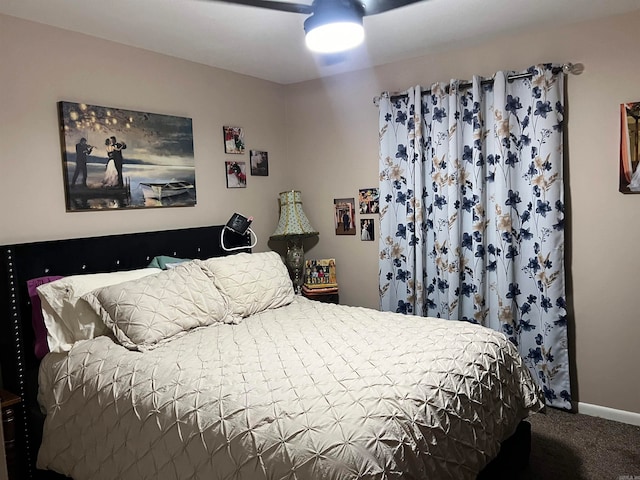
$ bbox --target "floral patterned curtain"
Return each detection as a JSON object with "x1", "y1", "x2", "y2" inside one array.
[{"x1": 379, "y1": 64, "x2": 571, "y2": 409}]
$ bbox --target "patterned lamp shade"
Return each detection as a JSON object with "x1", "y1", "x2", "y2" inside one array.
[{"x1": 270, "y1": 191, "x2": 318, "y2": 239}]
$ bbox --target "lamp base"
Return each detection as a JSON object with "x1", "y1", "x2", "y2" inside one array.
[{"x1": 286, "y1": 238, "x2": 305, "y2": 294}]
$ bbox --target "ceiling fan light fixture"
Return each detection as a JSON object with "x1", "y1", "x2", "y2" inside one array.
[
  {"x1": 305, "y1": 21, "x2": 364, "y2": 53},
  {"x1": 303, "y1": 1, "x2": 365, "y2": 54}
]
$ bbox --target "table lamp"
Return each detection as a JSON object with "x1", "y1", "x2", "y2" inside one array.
[{"x1": 270, "y1": 190, "x2": 318, "y2": 294}]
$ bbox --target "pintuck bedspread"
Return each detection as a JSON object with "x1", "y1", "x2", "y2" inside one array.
[{"x1": 37, "y1": 297, "x2": 543, "y2": 480}]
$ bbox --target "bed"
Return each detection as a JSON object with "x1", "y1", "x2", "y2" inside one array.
[{"x1": 0, "y1": 225, "x2": 543, "y2": 479}]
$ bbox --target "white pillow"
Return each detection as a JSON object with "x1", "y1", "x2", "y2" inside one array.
[
  {"x1": 37, "y1": 267, "x2": 161, "y2": 353},
  {"x1": 82, "y1": 262, "x2": 234, "y2": 351},
  {"x1": 197, "y1": 251, "x2": 294, "y2": 317}
]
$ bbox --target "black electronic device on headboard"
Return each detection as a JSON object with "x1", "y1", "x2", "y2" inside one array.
[
  {"x1": 222, "y1": 213, "x2": 257, "y2": 251},
  {"x1": 225, "y1": 213, "x2": 253, "y2": 235}
]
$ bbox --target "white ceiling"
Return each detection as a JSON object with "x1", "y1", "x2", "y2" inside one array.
[{"x1": 2, "y1": 0, "x2": 640, "y2": 84}]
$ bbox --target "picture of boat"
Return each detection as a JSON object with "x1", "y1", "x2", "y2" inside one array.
[{"x1": 140, "y1": 181, "x2": 194, "y2": 200}]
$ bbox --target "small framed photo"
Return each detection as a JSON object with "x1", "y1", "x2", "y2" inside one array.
[
  {"x1": 226, "y1": 161, "x2": 247, "y2": 188},
  {"x1": 360, "y1": 219, "x2": 374, "y2": 241},
  {"x1": 358, "y1": 188, "x2": 380, "y2": 214},
  {"x1": 250, "y1": 150, "x2": 269, "y2": 176},
  {"x1": 334, "y1": 198, "x2": 356, "y2": 235},
  {"x1": 223, "y1": 126, "x2": 245, "y2": 154},
  {"x1": 620, "y1": 102, "x2": 640, "y2": 193}
]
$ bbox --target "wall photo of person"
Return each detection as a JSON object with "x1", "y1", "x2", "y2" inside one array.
[
  {"x1": 226, "y1": 161, "x2": 247, "y2": 188},
  {"x1": 334, "y1": 198, "x2": 356, "y2": 235},
  {"x1": 360, "y1": 219, "x2": 375, "y2": 241},
  {"x1": 223, "y1": 126, "x2": 245, "y2": 154},
  {"x1": 358, "y1": 188, "x2": 380, "y2": 214},
  {"x1": 250, "y1": 150, "x2": 269, "y2": 176}
]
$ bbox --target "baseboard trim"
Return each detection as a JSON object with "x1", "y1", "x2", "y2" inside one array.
[{"x1": 576, "y1": 402, "x2": 640, "y2": 426}]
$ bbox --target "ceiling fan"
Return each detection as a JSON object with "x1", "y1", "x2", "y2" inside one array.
[{"x1": 209, "y1": 0, "x2": 425, "y2": 53}]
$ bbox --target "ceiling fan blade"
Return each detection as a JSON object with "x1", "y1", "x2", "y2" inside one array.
[
  {"x1": 209, "y1": 0, "x2": 312, "y2": 14},
  {"x1": 362, "y1": 0, "x2": 425, "y2": 16}
]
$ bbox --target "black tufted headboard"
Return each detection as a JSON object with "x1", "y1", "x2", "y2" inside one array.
[{"x1": 0, "y1": 225, "x2": 249, "y2": 478}]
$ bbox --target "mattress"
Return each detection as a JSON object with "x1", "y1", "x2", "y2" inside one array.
[{"x1": 37, "y1": 297, "x2": 544, "y2": 479}]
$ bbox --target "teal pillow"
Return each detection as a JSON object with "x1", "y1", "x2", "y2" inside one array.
[{"x1": 147, "y1": 255, "x2": 190, "y2": 270}]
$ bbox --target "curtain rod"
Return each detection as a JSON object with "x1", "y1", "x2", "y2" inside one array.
[{"x1": 372, "y1": 62, "x2": 584, "y2": 106}]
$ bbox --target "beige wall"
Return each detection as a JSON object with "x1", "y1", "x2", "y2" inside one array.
[
  {"x1": 286, "y1": 11, "x2": 640, "y2": 414},
  {"x1": 0, "y1": 15, "x2": 290, "y2": 251},
  {"x1": 1, "y1": 11, "x2": 639, "y2": 415}
]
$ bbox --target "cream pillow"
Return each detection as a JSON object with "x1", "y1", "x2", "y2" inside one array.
[
  {"x1": 82, "y1": 262, "x2": 234, "y2": 351},
  {"x1": 197, "y1": 251, "x2": 294, "y2": 317},
  {"x1": 37, "y1": 268, "x2": 161, "y2": 353}
]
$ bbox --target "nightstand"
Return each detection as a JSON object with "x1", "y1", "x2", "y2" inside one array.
[
  {"x1": 0, "y1": 388, "x2": 21, "y2": 480},
  {"x1": 302, "y1": 289, "x2": 339, "y2": 304}
]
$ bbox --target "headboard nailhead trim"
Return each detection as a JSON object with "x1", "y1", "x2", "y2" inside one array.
[{"x1": 5, "y1": 248, "x2": 34, "y2": 478}]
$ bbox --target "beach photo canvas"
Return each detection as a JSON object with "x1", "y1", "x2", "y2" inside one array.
[{"x1": 58, "y1": 101, "x2": 196, "y2": 211}]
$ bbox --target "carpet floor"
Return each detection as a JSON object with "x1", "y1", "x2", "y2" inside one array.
[{"x1": 517, "y1": 407, "x2": 640, "y2": 480}]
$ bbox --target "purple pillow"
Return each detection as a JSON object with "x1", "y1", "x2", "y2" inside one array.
[{"x1": 26, "y1": 276, "x2": 63, "y2": 360}]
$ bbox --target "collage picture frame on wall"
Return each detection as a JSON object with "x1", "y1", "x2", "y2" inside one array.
[
  {"x1": 333, "y1": 189, "x2": 380, "y2": 240},
  {"x1": 223, "y1": 126, "x2": 269, "y2": 188},
  {"x1": 358, "y1": 188, "x2": 379, "y2": 241}
]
